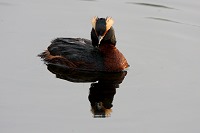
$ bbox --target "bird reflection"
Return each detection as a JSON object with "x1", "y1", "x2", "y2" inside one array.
[
  {"x1": 89, "y1": 82, "x2": 116, "y2": 118},
  {"x1": 46, "y1": 63, "x2": 127, "y2": 118}
]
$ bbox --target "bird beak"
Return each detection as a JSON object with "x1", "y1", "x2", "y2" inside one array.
[{"x1": 98, "y1": 36, "x2": 103, "y2": 46}]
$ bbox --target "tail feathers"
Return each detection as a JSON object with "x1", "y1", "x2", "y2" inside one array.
[{"x1": 38, "y1": 50, "x2": 76, "y2": 68}]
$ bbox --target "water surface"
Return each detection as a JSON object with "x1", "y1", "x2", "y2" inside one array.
[{"x1": 0, "y1": 0, "x2": 200, "y2": 133}]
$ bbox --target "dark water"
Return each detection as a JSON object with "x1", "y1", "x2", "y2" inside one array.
[{"x1": 0, "y1": 0, "x2": 200, "y2": 132}]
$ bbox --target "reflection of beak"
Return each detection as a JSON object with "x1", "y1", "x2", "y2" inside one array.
[
  {"x1": 98, "y1": 36, "x2": 103, "y2": 46},
  {"x1": 96, "y1": 102, "x2": 103, "y2": 110}
]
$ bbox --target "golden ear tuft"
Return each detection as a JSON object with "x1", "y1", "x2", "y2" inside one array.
[
  {"x1": 91, "y1": 16, "x2": 98, "y2": 30},
  {"x1": 106, "y1": 16, "x2": 114, "y2": 31}
]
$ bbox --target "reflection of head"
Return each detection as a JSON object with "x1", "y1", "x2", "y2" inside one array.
[
  {"x1": 90, "y1": 102, "x2": 112, "y2": 118},
  {"x1": 88, "y1": 82, "x2": 116, "y2": 118}
]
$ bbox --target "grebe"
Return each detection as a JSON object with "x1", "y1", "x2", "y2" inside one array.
[{"x1": 39, "y1": 17, "x2": 129, "y2": 72}]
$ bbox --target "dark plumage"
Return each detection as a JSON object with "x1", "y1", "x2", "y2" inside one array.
[{"x1": 39, "y1": 17, "x2": 129, "y2": 72}]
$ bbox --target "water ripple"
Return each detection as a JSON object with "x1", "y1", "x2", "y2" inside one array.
[
  {"x1": 0, "y1": 2, "x2": 13, "y2": 6},
  {"x1": 147, "y1": 17, "x2": 200, "y2": 28},
  {"x1": 127, "y1": 2, "x2": 175, "y2": 9}
]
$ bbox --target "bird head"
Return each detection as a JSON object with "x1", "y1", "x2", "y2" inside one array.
[{"x1": 91, "y1": 16, "x2": 115, "y2": 47}]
